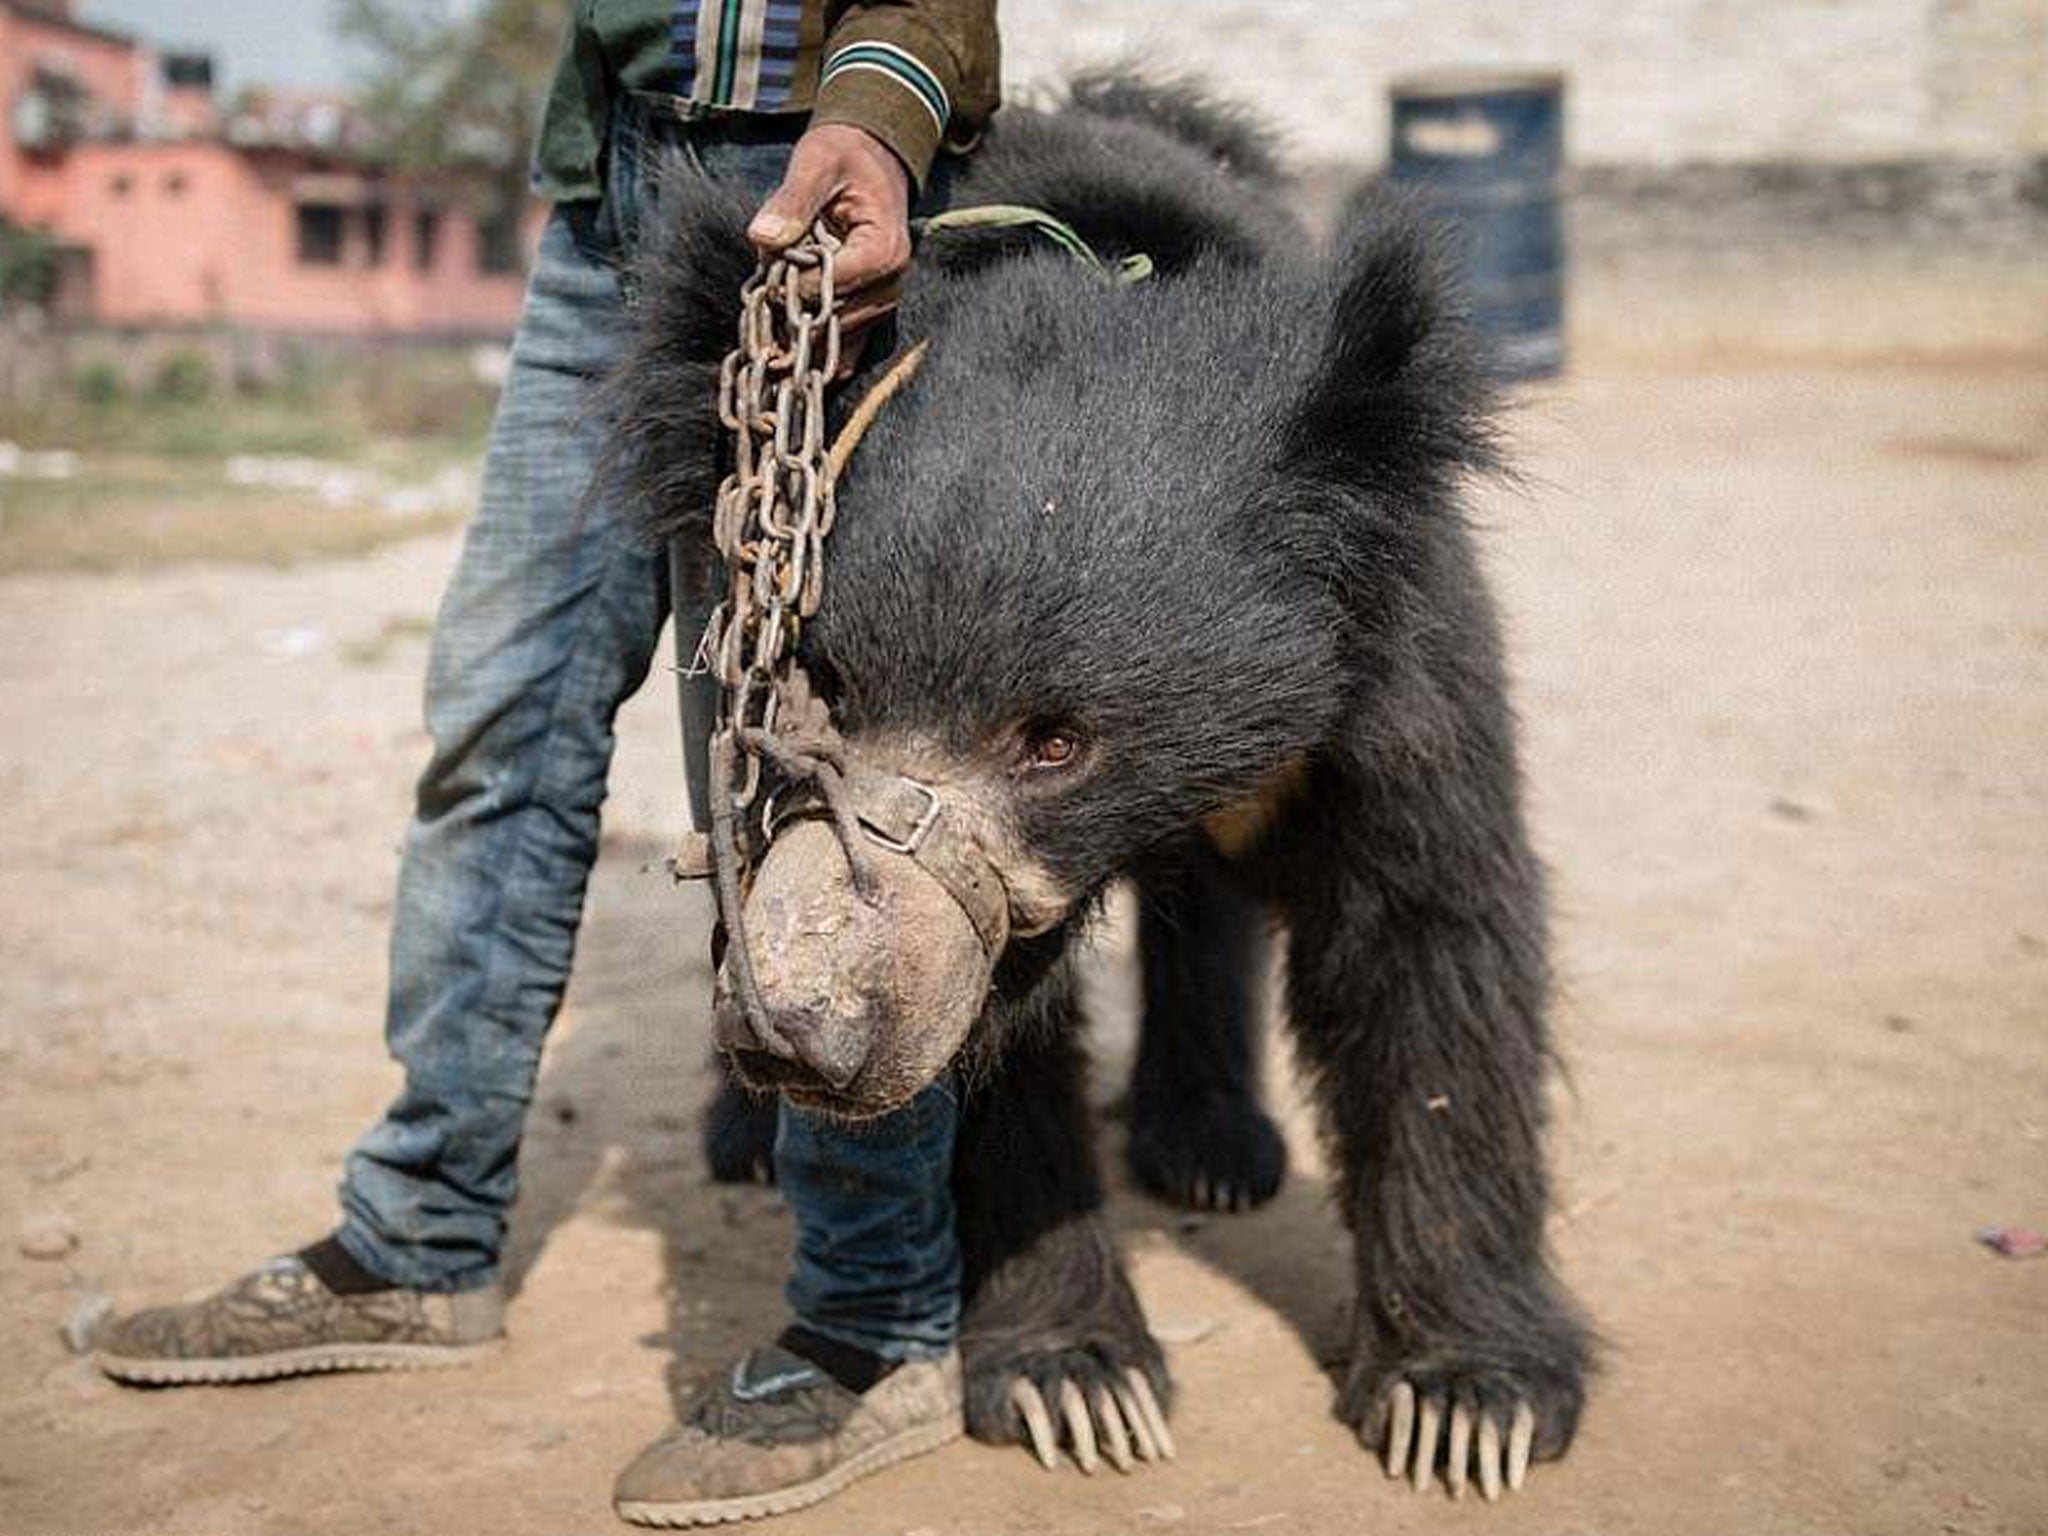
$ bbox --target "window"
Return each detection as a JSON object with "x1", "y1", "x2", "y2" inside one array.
[
  {"x1": 475, "y1": 208, "x2": 520, "y2": 276},
  {"x1": 413, "y1": 208, "x2": 440, "y2": 273},
  {"x1": 162, "y1": 53, "x2": 214, "y2": 91},
  {"x1": 164, "y1": 173, "x2": 188, "y2": 197},
  {"x1": 110, "y1": 173, "x2": 133, "y2": 197},
  {"x1": 296, "y1": 204, "x2": 346, "y2": 266},
  {"x1": 19, "y1": 68, "x2": 89, "y2": 151},
  {"x1": 363, "y1": 203, "x2": 388, "y2": 267}
]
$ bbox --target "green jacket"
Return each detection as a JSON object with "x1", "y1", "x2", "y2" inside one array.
[{"x1": 534, "y1": 0, "x2": 1000, "y2": 200}]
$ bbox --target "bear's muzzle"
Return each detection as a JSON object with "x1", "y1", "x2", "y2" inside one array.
[{"x1": 714, "y1": 807, "x2": 999, "y2": 1119}]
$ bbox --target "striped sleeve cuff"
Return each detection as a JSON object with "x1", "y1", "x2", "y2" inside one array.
[{"x1": 813, "y1": 32, "x2": 954, "y2": 187}]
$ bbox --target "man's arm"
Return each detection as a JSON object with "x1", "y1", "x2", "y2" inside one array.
[
  {"x1": 748, "y1": 1, "x2": 998, "y2": 326},
  {"x1": 811, "y1": 0, "x2": 1000, "y2": 191}
]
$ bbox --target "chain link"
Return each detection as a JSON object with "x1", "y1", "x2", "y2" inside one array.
[
  {"x1": 692, "y1": 226, "x2": 851, "y2": 1037},
  {"x1": 703, "y1": 227, "x2": 842, "y2": 826}
]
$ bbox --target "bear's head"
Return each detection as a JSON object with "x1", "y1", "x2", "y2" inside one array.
[{"x1": 606, "y1": 131, "x2": 1495, "y2": 1121}]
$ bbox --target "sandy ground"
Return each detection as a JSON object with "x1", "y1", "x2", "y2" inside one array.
[{"x1": 2, "y1": 364, "x2": 2044, "y2": 1536}]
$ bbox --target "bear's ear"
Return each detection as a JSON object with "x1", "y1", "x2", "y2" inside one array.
[
  {"x1": 592, "y1": 158, "x2": 759, "y2": 550},
  {"x1": 1277, "y1": 192, "x2": 1500, "y2": 515}
]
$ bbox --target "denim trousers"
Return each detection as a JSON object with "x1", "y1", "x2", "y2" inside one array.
[{"x1": 335, "y1": 99, "x2": 962, "y2": 1362}]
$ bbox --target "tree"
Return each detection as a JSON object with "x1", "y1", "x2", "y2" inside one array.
[
  {"x1": 336, "y1": 0, "x2": 569, "y2": 258},
  {"x1": 0, "y1": 217, "x2": 62, "y2": 313}
]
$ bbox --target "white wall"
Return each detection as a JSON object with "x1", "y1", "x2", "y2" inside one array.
[{"x1": 1001, "y1": 0, "x2": 2048, "y2": 165}]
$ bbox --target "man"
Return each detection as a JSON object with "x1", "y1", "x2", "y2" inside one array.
[{"x1": 95, "y1": 1, "x2": 998, "y2": 1525}]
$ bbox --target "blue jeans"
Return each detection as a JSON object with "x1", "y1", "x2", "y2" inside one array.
[{"x1": 336, "y1": 99, "x2": 961, "y2": 1362}]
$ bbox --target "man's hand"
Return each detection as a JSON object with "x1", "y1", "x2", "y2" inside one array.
[{"x1": 748, "y1": 123, "x2": 913, "y2": 336}]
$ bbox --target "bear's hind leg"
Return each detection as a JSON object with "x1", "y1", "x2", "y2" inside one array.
[
  {"x1": 957, "y1": 964, "x2": 1174, "y2": 1475},
  {"x1": 1126, "y1": 841, "x2": 1286, "y2": 1211}
]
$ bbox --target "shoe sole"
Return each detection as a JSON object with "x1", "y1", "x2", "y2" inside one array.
[
  {"x1": 94, "y1": 1338, "x2": 503, "y2": 1385},
  {"x1": 614, "y1": 1410, "x2": 965, "y2": 1528}
]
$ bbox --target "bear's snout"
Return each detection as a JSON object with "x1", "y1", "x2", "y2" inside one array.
[
  {"x1": 716, "y1": 819, "x2": 994, "y2": 1119},
  {"x1": 714, "y1": 988, "x2": 875, "y2": 1092}
]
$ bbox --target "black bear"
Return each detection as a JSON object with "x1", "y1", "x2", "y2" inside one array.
[{"x1": 607, "y1": 75, "x2": 1592, "y2": 1499}]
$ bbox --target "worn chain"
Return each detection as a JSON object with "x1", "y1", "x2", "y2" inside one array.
[
  {"x1": 704, "y1": 224, "x2": 842, "y2": 815},
  {"x1": 695, "y1": 224, "x2": 861, "y2": 1034}
]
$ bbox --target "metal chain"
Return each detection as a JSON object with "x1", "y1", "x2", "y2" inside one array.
[
  {"x1": 698, "y1": 224, "x2": 858, "y2": 1035},
  {"x1": 705, "y1": 223, "x2": 841, "y2": 807}
]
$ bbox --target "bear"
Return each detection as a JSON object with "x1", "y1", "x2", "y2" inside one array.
[
  {"x1": 699, "y1": 80, "x2": 1297, "y2": 1214},
  {"x1": 603, "y1": 73, "x2": 1593, "y2": 1499}
]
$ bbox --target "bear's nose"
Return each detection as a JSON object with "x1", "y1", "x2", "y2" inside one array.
[
  {"x1": 715, "y1": 995, "x2": 871, "y2": 1091},
  {"x1": 775, "y1": 1007, "x2": 870, "y2": 1090}
]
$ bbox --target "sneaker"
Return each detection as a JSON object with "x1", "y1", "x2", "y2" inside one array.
[
  {"x1": 95, "y1": 1252, "x2": 504, "y2": 1385},
  {"x1": 613, "y1": 1343, "x2": 963, "y2": 1527}
]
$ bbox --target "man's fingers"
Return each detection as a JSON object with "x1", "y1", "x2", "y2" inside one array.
[
  {"x1": 834, "y1": 276, "x2": 904, "y2": 331},
  {"x1": 830, "y1": 220, "x2": 912, "y2": 297},
  {"x1": 747, "y1": 158, "x2": 835, "y2": 253},
  {"x1": 826, "y1": 326, "x2": 870, "y2": 382},
  {"x1": 753, "y1": 122, "x2": 914, "y2": 306}
]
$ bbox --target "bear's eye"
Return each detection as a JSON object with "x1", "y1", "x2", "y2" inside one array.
[
  {"x1": 1017, "y1": 728, "x2": 1083, "y2": 774},
  {"x1": 807, "y1": 657, "x2": 848, "y2": 716}
]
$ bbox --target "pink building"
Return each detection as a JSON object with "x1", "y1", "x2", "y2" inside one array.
[{"x1": 1, "y1": 0, "x2": 530, "y2": 336}]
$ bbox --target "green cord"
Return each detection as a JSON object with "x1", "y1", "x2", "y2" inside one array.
[{"x1": 913, "y1": 204, "x2": 1154, "y2": 286}]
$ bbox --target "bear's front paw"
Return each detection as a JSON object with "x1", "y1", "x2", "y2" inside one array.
[
  {"x1": 1126, "y1": 1091, "x2": 1286, "y2": 1211},
  {"x1": 700, "y1": 1075, "x2": 777, "y2": 1185},
  {"x1": 1341, "y1": 1355, "x2": 1583, "y2": 1502},
  {"x1": 967, "y1": 1342, "x2": 1175, "y2": 1476}
]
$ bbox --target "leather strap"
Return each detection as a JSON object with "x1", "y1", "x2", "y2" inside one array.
[{"x1": 771, "y1": 773, "x2": 1012, "y2": 955}]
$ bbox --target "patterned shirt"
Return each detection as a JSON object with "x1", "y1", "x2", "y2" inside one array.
[{"x1": 533, "y1": 0, "x2": 1000, "y2": 201}]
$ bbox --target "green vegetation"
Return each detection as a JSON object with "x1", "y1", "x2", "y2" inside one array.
[
  {"x1": 150, "y1": 348, "x2": 218, "y2": 404},
  {"x1": 0, "y1": 347, "x2": 495, "y2": 575},
  {"x1": 0, "y1": 2, "x2": 553, "y2": 577},
  {"x1": 0, "y1": 218, "x2": 61, "y2": 311},
  {"x1": 0, "y1": 482, "x2": 469, "y2": 575},
  {"x1": 72, "y1": 359, "x2": 123, "y2": 406},
  {"x1": 10, "y1": 346, "x2": 497, "y2": 459}
]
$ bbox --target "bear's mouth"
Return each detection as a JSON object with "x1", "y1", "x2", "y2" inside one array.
[
  {"x1": 726, "y1": 1046, "x2": 895, "y2": 1120},
  {"x1": 727, "y1": 1047, "x2": 835, "y2": 1099}
]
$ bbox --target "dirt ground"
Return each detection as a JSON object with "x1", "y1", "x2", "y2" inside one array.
[{"x1": 2, "y1": 363, "x2": 2044, "y2": 1536}]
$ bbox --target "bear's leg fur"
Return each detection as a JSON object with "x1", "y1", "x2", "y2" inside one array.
[
  {"x1": 1126, "y1": 838, "x2": 1286, "y2": 1211},
  {"x1": 1275, "y1": 749, "x2": 1591, "y2": 1494},
  {"x1": 955, "y1": 955, "x2": 1173, "y2": 1470},
  {"x1": 701, "y1": 1055, "x2": 777, "y2": 1184}
]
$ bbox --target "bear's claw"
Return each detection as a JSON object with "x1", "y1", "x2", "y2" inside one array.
[
  {"x1": 1126, "y1": 1093, "x2": 1285, "y2": 1212},
  {"x1": 1008, "y1": 1366, "x2": 1173, "y2": 1475},
  {"x1": 1377, "y1": 1380, "x2": 1538, "y2": 1500}
]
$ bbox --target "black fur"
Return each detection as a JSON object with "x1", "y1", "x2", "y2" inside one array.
[
  {"x1": 951, "y1": 960, "x2": 1170, "y2": 1440},
  {"x1": 1127, "y1": 838, "x2": 1285, "y2": 1210},
  {"x1": 609, "y1": 77, "x2": 1591, "y2": 1470},
  {"x1": 1065, "y1": 66, "x2": 1290, "y2": 184},
  {"x1": 701, "y1": 1057, "x2": 779, "y2": 1185}
]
